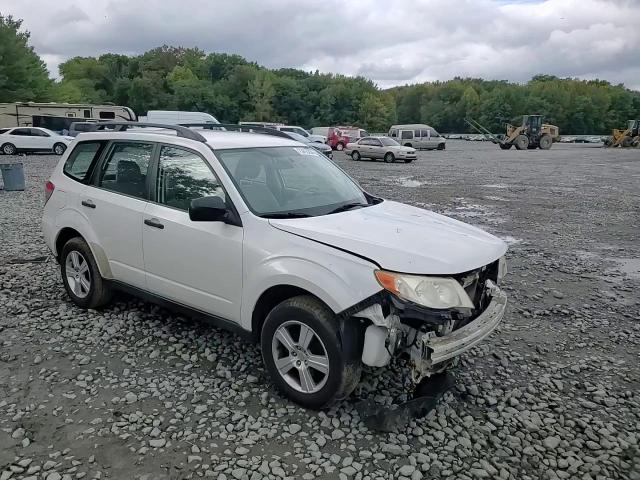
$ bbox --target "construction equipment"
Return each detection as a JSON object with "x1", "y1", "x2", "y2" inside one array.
[
  {"x1": 604, "y1": 120, "x2": 640, "y2": 148},
  {"x1": 465, "y1": 115, "x2": 559, "y2": 150}
]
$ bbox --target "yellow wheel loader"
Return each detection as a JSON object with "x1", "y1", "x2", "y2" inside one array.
[
  {"x1": 605, "y1": 120, "x2": 640, "y2": 148},
  {"x1": 466, "y1": 116, "x2": 559, "y2": 150}
]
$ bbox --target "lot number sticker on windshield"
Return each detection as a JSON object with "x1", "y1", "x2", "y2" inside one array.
[{"x1": 293, "y1": 147, "x2": 321, "y2": 157}]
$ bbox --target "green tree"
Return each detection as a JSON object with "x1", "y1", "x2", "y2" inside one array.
[
  {"x1": 245, "y1": 71, "x2": 275, "y2": 121},
  {"x1": 0, "y1": 14, "x2": 52, "y2": 102}
]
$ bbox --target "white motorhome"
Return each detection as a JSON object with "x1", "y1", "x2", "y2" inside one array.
[
  {"x1": 0, "y1": 102, "x2": 136, "y2": 129},
  {"x1": 142, "y1": 111, "x2": 219, "y2": 125},
  {"x1": 389, "y1": 124, "x2": 446, "y2": 150}
]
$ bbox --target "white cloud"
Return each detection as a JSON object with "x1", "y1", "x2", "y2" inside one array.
[{"x1": 2, "y1": 0, "x2": 639, "y2": 89}]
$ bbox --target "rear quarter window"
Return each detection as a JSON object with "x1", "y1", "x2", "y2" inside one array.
[{"x1": 63, "y1": 141, "x2": 107, "y2": 183}]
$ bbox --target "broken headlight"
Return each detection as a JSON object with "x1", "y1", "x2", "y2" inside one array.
[{"x1": 375, "y1": 270, "x2": 475, "y2": 309}]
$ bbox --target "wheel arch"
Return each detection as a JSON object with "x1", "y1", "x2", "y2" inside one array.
[
  {"x1": 251, "y1": 284, "x2": 327, "y2": 340},
  {"x1": 54, "y1": 226, "x2": 112, "y2": 278}
]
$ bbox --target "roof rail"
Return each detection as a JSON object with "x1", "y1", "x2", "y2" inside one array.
[
  {"x1": 179, "y1": 123, "x2": 293, "y2": 140},
  {"x1": 94, "y1": 121, "x2": 207, "y2": 142}
]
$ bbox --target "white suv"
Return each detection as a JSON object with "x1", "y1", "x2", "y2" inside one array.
[{"x1": 42, "y1": 123, "x2": 508, "y2": 409}]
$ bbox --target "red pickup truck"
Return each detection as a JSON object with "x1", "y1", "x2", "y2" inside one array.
[{"x1": 327, "y1": 126, "x2": 369, "y2": 151}]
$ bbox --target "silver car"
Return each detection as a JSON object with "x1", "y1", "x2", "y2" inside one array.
[{"x1": 345, "y1": 136, "x2": 417, "y2": 163}]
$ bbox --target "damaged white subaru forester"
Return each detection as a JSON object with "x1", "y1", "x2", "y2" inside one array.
[{"x1": 42, "y1": 123, "x2": 507, "y2": 409}]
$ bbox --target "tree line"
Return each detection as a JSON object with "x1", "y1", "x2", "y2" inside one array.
[{"x1": 2, "y1": 14, "x2": 639, "y2": 134}]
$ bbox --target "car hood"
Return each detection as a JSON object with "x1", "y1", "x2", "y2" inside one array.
[
  {"x1": 393, "y1": 145, "x2": 415, "y2": 153},
  {"x1": 269, "y1": 200, "x2": 507, "y2": 274}
]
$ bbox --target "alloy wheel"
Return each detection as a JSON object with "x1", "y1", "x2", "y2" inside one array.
[
  {"x1": 271, "y1": 320, "x2": 330, "y2": 394},
  {"x1": 65, "y1": 251, "x2": 91, "y2": 298}
]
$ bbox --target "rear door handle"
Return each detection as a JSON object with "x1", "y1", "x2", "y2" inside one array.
[
  {"x1": 144, "y1": 218, "x2": 164, "y2": 229},
  {"x1": 81, "y1": 200, "x2": 96, "y2": 209}
]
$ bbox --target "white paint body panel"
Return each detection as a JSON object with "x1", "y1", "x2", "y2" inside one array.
[
  {"x1": 142, "y1": 202, "x2": 243, "y2": 322},
  {"x1": 43, "y1": 128, "x2": 507, "y2": 338},
  {"x1": 270, "y1": 201, "x2": 508, "y2": 275}
]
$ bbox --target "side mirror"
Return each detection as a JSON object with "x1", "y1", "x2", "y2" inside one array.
[{"x1": 189, "y1": 196, "x2": 227, "y2": 222}]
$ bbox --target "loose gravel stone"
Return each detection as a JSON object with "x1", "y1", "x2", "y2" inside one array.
[{"x1": 0, "y1": 149, "x2": 638, "y2": 480}]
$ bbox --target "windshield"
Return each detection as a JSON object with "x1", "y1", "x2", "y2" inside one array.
[
  {"x1": 215, "y1": 146, "x2": 368, "y2": 217},
  {"x1": 380, "y1": 137, "x2": 400, "y2": 146}
]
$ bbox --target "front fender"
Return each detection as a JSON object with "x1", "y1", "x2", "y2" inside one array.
[{"x1": 240, "y1": 248, "x2": 381, "y2": 331}]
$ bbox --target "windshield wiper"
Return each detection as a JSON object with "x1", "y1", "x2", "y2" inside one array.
[
  {"x1": 261, "y1": 212, "x2": 312, "y2": 219},
  {"x1": 327, "y1": 202, "x2": 370, "y2": 215}
]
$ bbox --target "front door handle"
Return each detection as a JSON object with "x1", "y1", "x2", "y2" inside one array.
[
  {"x1": 144, "y1": 218, "x2": 164, "y2": 229},
  {"x1": 81, "y1": 200, "x2": 96, "y2": 209}
]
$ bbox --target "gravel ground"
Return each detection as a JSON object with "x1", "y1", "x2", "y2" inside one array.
[{"x1": 1, "y1": 141, "x2": 639, "y2": 480}]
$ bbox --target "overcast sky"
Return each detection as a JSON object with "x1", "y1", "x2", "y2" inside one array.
[{"x1": 3, "y1": 0, "x2": 640, "y2": 90}]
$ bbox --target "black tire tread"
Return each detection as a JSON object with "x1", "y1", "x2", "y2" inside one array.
[
  {"x1": 261, "y1": 295, "x2": 361, "y2": 409},
  {"x1": 61, "y1": 237, "x2": 112, "y2": 309}
]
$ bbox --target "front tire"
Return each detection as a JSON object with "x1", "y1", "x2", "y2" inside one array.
[
  {"x1": 2, "y1": 143, "x2": 16, "y2": 155},
  {"x1": 351, "y1": 150, "x2": 361, "y2": 161},
  {"x1": 384, "y1": 152, "x2": 395, "y2": 163},
  {"x1": 53, "y1": 143, "x2": 67, "y2": 155},
  {"x1": 261, "y1": 295, "x2": 361, "y2": 409},
  {"x1": 336, "y1": 142, "x2": 345, "y2": 151},
  {"x1": 499, "y1": 143, "x2": 512, "y2": 150},
  {"x1": 514, "y1": 134, "x2": 529, "y2": 150},
  {"x1": 61, "y1": 237, "x2": 112, "y2": 309},
  {"x1": 437, "y1": 143, "x2": 445, "y2": 150}
]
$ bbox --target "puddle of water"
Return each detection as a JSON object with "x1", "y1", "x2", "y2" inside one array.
[
  {"x1": 608, "y1": 257, "x2": 640, "y2": 279},
  {"x1": 400, "y1": 179, "x2": 423, "y2": 188},
  {"x1": 484, "y1": 195, "x2": 508, "y2": 202},
  {"x1": 500, "y1": 235, "x2": 523, "y2": 245}
]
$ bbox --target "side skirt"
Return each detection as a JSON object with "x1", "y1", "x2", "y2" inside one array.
[{"x1": 107, "y1": 280, "x2": 252, "y2": 339}]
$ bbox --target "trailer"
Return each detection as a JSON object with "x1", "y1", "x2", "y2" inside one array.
[{"x1": 0, "y1": 102, "x2": 136, "y2": 129}]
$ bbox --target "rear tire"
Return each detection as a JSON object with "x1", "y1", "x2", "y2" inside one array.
[
  {"x1": 351, "y1": 151, "x2": 361, "y2": 161},
  {"x1": 336, "y1": 142, "x2": 345, "y2": 151},
  {"x1": 261, "y1": 295, "x2": 361, "y2": 409},
  {"x1": 499, "y1": 143, "x2": 512, "y2": 150},
  {"x1": 2, "y1": 143, "x2": 16, "y2": 155},
  {"x1": 539, "y1": 134, "x2": 552, "y2": 150},
  {"x1": 514, "y1": 135, "x2": 529, "y2": 150},
  {"x1": 53, "y1": 143, "x2": 67, "y2": 155},
  {"x1": 384, "y1": 152, "x2": 395, "y2": 163},
  {"x1": 61, "y1": 237, "x2": 112, "y2": 309}
]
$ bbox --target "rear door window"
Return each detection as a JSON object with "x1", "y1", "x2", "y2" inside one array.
[
  {"x1": 64, "y1": 141, "x2": 107, "y2": 183},
  {"x1": 401, "y1": 130, "x2": 414, "y2": 140},
  {"x1": 97, "y1": 142, "x2": 153, "y2": 199}
]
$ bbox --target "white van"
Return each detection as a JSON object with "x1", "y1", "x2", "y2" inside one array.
[
  {"x1": 389, "y1": 124, "x2": 446, "y2": 150},
  {"x1": 143, "y1": 111, "x2": 219, "y2": 125},
  {"x1": 310, "y1": 126, "x2": 330, "y2": 138}
]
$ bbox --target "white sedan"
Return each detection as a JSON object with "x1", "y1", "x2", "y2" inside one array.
[{"x1": 0, "y1": 127, "x2": 74, "y2": 155}]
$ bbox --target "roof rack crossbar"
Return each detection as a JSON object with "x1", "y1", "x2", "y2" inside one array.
[
  {"x1": 95, "y1": 122, "x2": 207, "y2": 142},
  {"x1": 178, "y1": 123, "x2": 293, "y2": 140}
]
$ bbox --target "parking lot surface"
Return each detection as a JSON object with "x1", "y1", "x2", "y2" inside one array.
[{"x1": 1, "y1": 141, "x2": 639, "y2": 480}]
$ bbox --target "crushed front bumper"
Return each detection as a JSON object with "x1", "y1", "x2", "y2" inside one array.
[{"x1": 417, "y1": 280, "x2": 507, "y2": 368}]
